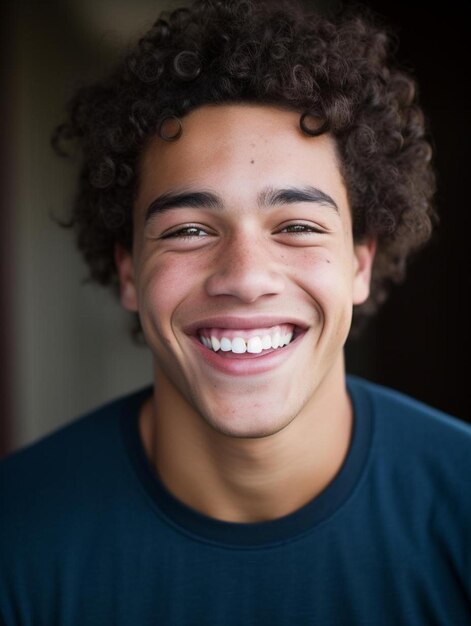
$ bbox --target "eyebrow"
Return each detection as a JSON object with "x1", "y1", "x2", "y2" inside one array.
[{"x1": 144, "y1": 185, "x2": 339, "y2": 223}]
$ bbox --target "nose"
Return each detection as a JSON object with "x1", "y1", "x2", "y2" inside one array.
[{"x1": 204, "y1": 231, "x2": 286, "y2": 303}]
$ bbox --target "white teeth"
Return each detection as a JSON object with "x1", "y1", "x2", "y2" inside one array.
[
  {"x1": 271, "y1": 331, "x2": 281, "y2": 349},
  {"x1": 247, "y1": 337, "x2": 263, "y2": 354},
  {"x1": 220, "y1": 337, "x2": 232, "y2": 352},
  {"x1": 231, "y1": 337, "x2": 247, "y2": 354},
  {"x1": 199, "y1": 329, "x2": 296, "y2": 353},
  {"x1": 283, "y1": 332, "x2": 293, "y2": 346}
]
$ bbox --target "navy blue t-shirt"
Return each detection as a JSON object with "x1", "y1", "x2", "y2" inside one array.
[{"x1": 1, "y1": 376, "x2": 470, "y2": 625}]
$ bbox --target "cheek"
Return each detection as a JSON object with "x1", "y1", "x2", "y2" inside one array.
[
  {"x1": 137, "y1": 254, "x2": 197, "y2": 336},
  {"x1": 287, "y1": 247, "x2": 355, "y2": 337},
  {"x1": 290, "y1": 247, "x2": 353, "y2": 299}
]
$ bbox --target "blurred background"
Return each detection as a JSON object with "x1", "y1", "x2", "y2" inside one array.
[{"x1": 1, "y1": 0, "x2": 469, "y2": 456}]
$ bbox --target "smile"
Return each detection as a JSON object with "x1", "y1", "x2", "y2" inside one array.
[
  {"x1": 188, "y1": 320, "x2": 308, "y2": 376},
  {"x1": 198, "y1": 323, "x2": 297, "y2": 355}
]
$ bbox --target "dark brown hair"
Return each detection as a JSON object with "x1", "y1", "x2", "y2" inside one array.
[{"x1": 52, "y1": 0, "x2": 437, "y2": 338}]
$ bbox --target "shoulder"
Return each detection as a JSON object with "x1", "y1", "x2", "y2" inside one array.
[
  {"x1": 0, "y1": 386, "x2": 152, "y2": 607},
  {"x1": 1, "y1": 386, "x2": 150, "y2": 475},
  {"x1": 348, "y1": 374, "x2": 471, "y2": 445},
  {"x1": 0, "y1": 385, "x2": 152, "y2": 522},
  {"x1": 348, "y1": 375, "x2": 471, "y2": 498},
  {"x1": 348, "y1": 375, "x2": 471, "y2": 517},
  {"x1": 348, "y1": 377, "x2": 471, "y2": 590}
]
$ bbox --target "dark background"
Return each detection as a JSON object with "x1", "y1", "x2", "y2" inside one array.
[{"x1": 344, "y1": 1, "x2": 470, "y2": 423}]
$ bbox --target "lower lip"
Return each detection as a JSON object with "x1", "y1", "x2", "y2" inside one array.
[{"x1": 188, "y1": 331, "x2": 306, "y2": 376}]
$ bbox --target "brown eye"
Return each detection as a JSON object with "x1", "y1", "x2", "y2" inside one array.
[
  {"x1": 161, "y1": 225, "x2": 210, "y2": 239},
  {"x1": 279, "y1": 223, "x2": 323, "y2": 235}
]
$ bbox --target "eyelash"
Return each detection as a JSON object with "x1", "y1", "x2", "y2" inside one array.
[
  {"x1": 161, "y1": 223, "x2": 323, "y2": 239},
  {"x1": 161, "y1": 225, "x2": 209, "y2": 240},
  {"x1": 280, "y1": 224, "x2": 324, "y2": 235}
]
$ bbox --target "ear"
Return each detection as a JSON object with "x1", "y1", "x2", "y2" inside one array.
[
  {"x1": 352, "y1": 238, "x2": 376, "y2": 306},
  {"x1": 114, "y1": 243, "x2": 138, "y2": 312}
]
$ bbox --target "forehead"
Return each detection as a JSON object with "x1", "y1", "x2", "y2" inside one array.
[{"x1": 137, "y1": 103, "x2": 347, "y2": 210}]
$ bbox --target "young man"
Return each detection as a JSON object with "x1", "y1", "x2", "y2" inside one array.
[{"x1": 1, "y1": 1, "x2": 470, "y2": 624}]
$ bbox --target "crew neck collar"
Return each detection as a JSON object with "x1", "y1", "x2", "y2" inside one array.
[{"x1": 120, "y1": 376, "x2": 374, "y2": 548}]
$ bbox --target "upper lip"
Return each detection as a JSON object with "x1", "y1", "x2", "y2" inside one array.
[{"x1": 184, "y1": 315, "x2": 310, "y2": 336}]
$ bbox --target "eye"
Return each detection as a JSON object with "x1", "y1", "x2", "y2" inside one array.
[
  {"x1": 278, "y1": 222, "x2": 324, "y2": 235},
  {"x1": 160, "y1": 225, "x2": 211, "y2": 240}
]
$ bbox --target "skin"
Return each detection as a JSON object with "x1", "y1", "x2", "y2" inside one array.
[{"x1": 115, "y1": 103, "x2": 376, "y2": 523}]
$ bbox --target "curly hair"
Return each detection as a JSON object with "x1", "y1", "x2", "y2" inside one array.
[{"x1": 52, "y1": 0, "x2": 437, "y2": 339}]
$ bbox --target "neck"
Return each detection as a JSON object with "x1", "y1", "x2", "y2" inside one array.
[{"x1": 139, "y1": 357, "x2": 353, "y2": 523}]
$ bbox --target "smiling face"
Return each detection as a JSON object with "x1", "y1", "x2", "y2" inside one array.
[{"x1": 116, "y1": 104, "x2": 375, "y2": 438}]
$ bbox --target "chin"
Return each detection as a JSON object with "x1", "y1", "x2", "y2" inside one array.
[{"x1": 201, "y1": 405, "x2": 296, "y2": 439}]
